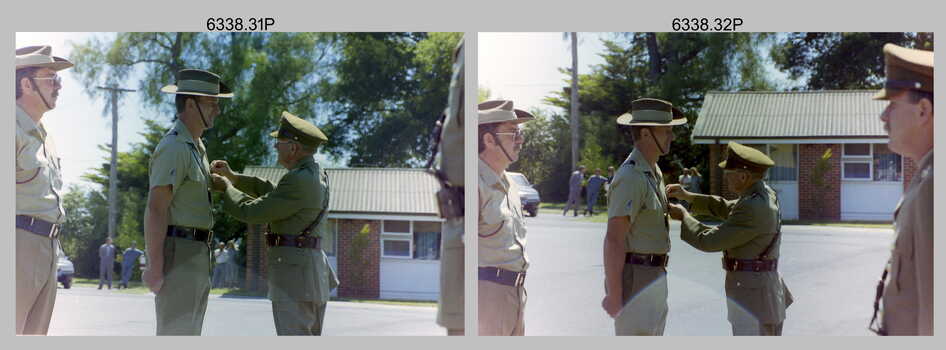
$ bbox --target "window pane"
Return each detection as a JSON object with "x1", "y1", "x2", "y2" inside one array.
[
  {"x1": 413, "y1": 231, "x2": 441, "y2": 260},
  {"x1": 873, "y1": 144, "x2": 902, "y2": 181},
  {"x1": 322, "y1": 219, "x2": 336, "y2": 256},
  {"x1": 414, "y1": 221, "x2": 441, "y2": 233},
  {"x1": 383, "y1": 239, "x2": 410, "y2": 257},
  {"x1": 769, "y1": 144, "x2": 797, "y2": 181},
  {"x1": 843, "y1": 162, "x2": 870, "y2": 179},
  {"x1": 844, "y1": 144, "x2": 870, "y2": 156},
  {"x1": 384, "y1": 220, "x2": 410, "y2": 233}
]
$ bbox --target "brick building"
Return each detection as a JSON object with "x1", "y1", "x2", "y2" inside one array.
[
  {"x1": 692, "y1": 91, "x2": 915, "y2": 221},
  {"x1": 240, "y1": 167, "x2": 444, "y2": 301}
]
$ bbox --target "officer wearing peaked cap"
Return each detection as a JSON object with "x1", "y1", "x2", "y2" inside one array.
[
  {"x1": 478, "y1": 100, "x2": 533, "y2": 336},
  {"x1": 210, "y1": 111, "x2": 339, "y2": 335},
  {"x1": 603, "y1": 98, "x2": 684, "y2": 336},
  {"x1": 666, "y1": 142, "x2": 793, "y2": 336},
  {"x1": 15, "y1": 45, "x2": 74, "y2": 335},
  {"x1": 870, "y1": 43, "x2": 933, "y2": 336},
  {"x1": 144, "y1": 68, "x2": 231, "y2": 335}
]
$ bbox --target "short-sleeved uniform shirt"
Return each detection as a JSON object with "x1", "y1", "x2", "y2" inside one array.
[
  {"x1": 478, "y1": 159, "x2": 528, "y2": 272},
  {"x1": 148, "y1": 119, "x2": 213, "y2": 230},
  {"x1": 16, "y1": 105, "x2": 65, "y2": 224},
  {"x1": 607, "y1": 150, "x2": 670, "y2": 254}
]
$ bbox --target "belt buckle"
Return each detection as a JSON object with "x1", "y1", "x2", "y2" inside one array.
[
  {"x1": 296, "y1": 235, "x2": 306, "y2": 248},
  {"x1": 753, "y1": 263, "x2": 761, "y2": 272},
  {"x1": 274, "y1": 234, "x2": 284, "y2": 246},
  {"x1": 495, "y1": 267, "x2": 502, "y2": 278},
  {"x1": 732, "y1": 260, "x2": 740, "y2": 271}
]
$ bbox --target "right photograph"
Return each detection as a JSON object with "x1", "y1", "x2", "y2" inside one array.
[{"x1": 476, "y1": 32, "x2": 933, "y2": 336}]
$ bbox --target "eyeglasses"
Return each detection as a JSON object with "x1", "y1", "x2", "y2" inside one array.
[
  {"x1": 493, "y1": 130, "x2": 525, "y2": 140},
  {"x1": 32, "y1": 75, "x2": 62, "y2": 87}
]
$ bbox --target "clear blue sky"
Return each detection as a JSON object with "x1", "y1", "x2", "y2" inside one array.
[{"x1": 16, "y1": 32, "x2": 343, "y2": 193}]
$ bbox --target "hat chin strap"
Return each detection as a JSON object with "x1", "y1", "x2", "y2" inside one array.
[
  {"x1": 647, "y1": 127, "x2": 667, "y2": 155},
  {"x1": 194, "y1": 99, "x2": 211, "y2": 129},
  {"x1": 28, "y1": 77, "x2": 54, "y2": 110},
  {"x1": 489, "y1": 131, "x2": 516, "y2": 163}
]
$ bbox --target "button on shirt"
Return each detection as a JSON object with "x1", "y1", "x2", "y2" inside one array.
[
  {"x1": 478, "y1": 159, "x2": 528, "y2": 272},
  {"x1": 16, "y1": 106, "x2": 65, "y2": 224},
  {"x1": 148, "y1": 119, "x2": 213, "y2": 230},
  {"x1": 606, "y1": 150, "x2": 670, "y2": 254}
]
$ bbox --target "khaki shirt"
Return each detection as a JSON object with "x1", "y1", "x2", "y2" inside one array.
[
  {"x1": 882, "y1": 150, "x2": 933, "y2": 335},
  {"x1": 148, "y1": 119, "x2": 213, "y2": 230},
  {"x1": 15, "y1": 106, "x2": 65, "y2": 224},
  {"x1": 478, "y1": 159, "x2": 528, "y2": 272},
  {"x1": 607, "y1": 150, "x2": 670, "y2": 254}
]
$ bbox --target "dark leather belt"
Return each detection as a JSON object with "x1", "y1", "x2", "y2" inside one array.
[
  {"x1": 266, "y1": 233, "x2": 321, "y2": 250},
  {"x1": 478, "y1": 266, "x2": 526, "y2": 287},
  {"x1": 166, "y1": 226, "x2": 213, "y2": 243},
  {"x1": 16, "y1": 215, "x2": 59, "y2": 238},
  {"x1": 625, "y1": 252, "x2": 669, "y2": 267},
  {"x1": 723, "y1": 258, "x2": 777, "y2": 272}
]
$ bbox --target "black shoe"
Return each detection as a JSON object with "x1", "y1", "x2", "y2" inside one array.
[{"x1": 97, "y1": 286, "x2": 102, "y2": 290}]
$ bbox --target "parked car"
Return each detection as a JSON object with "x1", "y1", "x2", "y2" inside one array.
[
  {"x1": 507, "y1": 172, "x2": 541, "y2": 217},
  {"x1": 56, "y1": 246, "x2": 74, "y2": 289}
]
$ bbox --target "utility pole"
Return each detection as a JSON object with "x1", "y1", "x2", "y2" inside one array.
[
  {"x1": 570, "y1": 32, "x2": 580, "y2": 171},
  {"x1": 97, "y1": 86, "x2": 136, "y2": 240}
]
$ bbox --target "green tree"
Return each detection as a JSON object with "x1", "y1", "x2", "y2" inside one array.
[
  {"x1": 770, "y1": 32, "x2": 932, "y2": 90},
  {"x1": 321, "y1": 32, "x2": 462, "y2": 167}
]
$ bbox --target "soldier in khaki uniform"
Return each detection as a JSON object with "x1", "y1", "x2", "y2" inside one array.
[
  {"x1": 870, "y1": 43, "x2": 933, "y2": 336},
  {"x1": 15, "y1": 45, "x2": 73, "y2": 335},
  {"x1": 431, "y1": 38, "x2": 465, "y2": 336},
  {"x1": 602, "y1": 98, "x2": 685, "y2": 336},
  {"x1": 477, "y1": 100, "x2": 534, "y2": 336},
  {"x1": 209, "y1": 111, "x2": 339, "y2": 336},
  {"x1": 666, "y1": 142, "x2": 792, "y2": 336},
  {"x1": 143, "y1": 69, "x2": 231, "y2": 335}
]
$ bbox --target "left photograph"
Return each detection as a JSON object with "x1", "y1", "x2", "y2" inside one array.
[{"x1": 14, "y1": 32, "x2": 465, "y2": 336}]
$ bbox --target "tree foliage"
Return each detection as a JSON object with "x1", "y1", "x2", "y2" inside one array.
[{"x1": 770, "y1": 32, "x2": 933, "y2": 90}]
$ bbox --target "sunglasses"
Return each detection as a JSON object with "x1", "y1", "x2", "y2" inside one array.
[{"x1": 32, "y1": 75, "x2": 62, "y2": 87}]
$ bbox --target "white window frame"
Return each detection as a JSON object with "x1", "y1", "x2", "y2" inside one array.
[
  {"x1": 744, "y1": 144, "x2": 798, "y2": 182},
  {"x1": 841, "y1": 144, "x2": 873, "y2": 181},
  {"x1": 381, "y1": 220, "x2": 413, "y2": 259}
]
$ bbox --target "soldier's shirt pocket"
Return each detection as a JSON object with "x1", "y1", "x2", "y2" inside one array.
[{"x1": 185, "y1": 161, "x2": 207, "y2": 185}]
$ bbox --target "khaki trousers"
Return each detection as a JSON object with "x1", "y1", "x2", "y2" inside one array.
[
  {"x1": 16, "y1": 229, "x2": 58, "y2": 335},
  {"x1": 437, "y1": 218, "x2": 464, "y2": 332},
  {"x1": 272, "y1": 300, "x2": 327, "y2": 335},
  {"x1": 154, "y1": 237, "x2": 211, "y2": 335},
  {"x1": 614, "y1": 263, "x2": 668, "y2": 336},
  {"x1": 731, "y1": 321, "x2": 783, "y2": 336},
  {"x1": 478, "y1": 280, "x2": 526, "y2": 336}
]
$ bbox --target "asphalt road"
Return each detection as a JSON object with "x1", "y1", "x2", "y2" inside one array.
[
  {"x1": 47, "y1": 287, "x2": 442, "y2": 336},
  {"x1": 520, "y1": 212, "x2": 894, "y2": 336}
]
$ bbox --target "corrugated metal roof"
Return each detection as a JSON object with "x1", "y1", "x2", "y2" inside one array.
[
  {"x1": 241, "y1": 166, "x2": 440, "y2": 216},
  {"x1": 692, "y1": 90, "x2": 888, "y2": 140}
]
